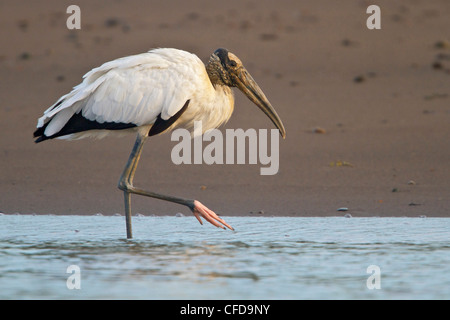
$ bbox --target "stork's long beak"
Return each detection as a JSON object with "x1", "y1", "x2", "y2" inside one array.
[{"x1": 234, "y1": 68, "x2": 286, "y2": 139}]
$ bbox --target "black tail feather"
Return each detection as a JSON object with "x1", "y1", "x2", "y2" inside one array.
[{"x1": 33, "y1": 112, "x2": 137, "y2": 143}]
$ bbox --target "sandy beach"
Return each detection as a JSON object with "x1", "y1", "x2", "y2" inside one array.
[{"x1": 1, "y1": 0, "x2": 449, "y2": 218}]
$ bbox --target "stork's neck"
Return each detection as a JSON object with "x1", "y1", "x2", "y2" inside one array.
[
  {"x1": 205, "y1": 56, "x2": 232, "y2": 87},
  {"x1": 206, "y1": 64, "x2": 222, "y2": 87}
]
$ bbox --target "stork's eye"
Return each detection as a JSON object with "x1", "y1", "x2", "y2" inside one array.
[{"x1": 229, "y1": 60, "x2": 237, "y2": 67}]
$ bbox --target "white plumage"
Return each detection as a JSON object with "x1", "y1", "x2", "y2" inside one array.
[{"x1": 37, "y1": 48, "x2": 233, "y2": 140}]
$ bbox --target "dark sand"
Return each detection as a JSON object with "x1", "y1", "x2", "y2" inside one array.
[{"x1": 1, "y1": 0, "x2": 449, "y2": 217}]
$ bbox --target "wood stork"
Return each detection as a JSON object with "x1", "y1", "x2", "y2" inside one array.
[{"x1": 34, "y1": 48, "x2": 286, "y2": 238}]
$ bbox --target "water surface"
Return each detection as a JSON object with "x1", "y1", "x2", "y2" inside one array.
[{"x1": 0, "y1": 215, "x2": 449, "y2": 299}]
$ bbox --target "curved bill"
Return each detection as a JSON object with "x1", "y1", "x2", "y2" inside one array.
[{"x1": 235, "y1": 68, "x2": 286, "y2": 139}]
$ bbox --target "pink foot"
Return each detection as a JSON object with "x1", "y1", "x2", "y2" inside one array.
[{"x1": 191, "y1": 200, "x2": 234, "y2": 230}]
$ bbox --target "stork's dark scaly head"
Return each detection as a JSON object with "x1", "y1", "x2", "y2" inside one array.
[{"x1": 207, "y1": 48, "x2": 286, "y2": 139}]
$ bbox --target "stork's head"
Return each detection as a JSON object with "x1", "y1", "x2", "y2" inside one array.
[{"x1": 207, "y1": 48, "x2": 286, "y2": 139}]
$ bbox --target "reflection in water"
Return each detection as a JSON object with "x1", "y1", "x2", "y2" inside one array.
[{"x1": 0, "y1": 216, "x2": 449, "y2": 299}]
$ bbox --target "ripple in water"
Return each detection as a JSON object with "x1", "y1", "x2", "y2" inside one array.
[{"x1": 0, "y1": 215, "x2": 449, "y2": 299}]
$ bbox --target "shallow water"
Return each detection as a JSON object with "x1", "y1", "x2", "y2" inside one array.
[{"x1": 0, "y1": 215, "x2": 449, "y2": 299}]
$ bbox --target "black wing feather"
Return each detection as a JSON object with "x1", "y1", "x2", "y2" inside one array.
[{"x1": 148, "y1": 99, "x2": 190, "y2": 137}]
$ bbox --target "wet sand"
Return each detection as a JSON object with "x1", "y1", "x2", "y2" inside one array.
[{"x1": 1, "y1": 0, "x2": 449, "y2": 217}]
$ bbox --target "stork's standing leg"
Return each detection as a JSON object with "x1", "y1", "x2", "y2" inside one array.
[
  {"x1": 118, "y1": 132, "x2": 147, "y2": 239},
  {"x1": 118, "y1": 132, "x2": 233, "y2": 239}
]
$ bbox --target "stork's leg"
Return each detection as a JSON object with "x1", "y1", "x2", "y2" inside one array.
[
  {"x1": 118, "y1": 133, "x2": 146, "y2": 239},
  {"x1": 118, "y1": 133, "x2": 233, "y2": 238}
]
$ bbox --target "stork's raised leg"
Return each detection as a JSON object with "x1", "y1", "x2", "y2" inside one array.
[{"x1": 118, "y1": 132, "x2": 234, "y2": 238}]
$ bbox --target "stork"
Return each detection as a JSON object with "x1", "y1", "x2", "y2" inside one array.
[{"x1": 34, "y1": 48, "x2": 286, "y2": 238}]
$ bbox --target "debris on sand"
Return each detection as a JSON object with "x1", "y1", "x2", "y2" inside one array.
[
  {"x1": 434, "y1": 40, "x2": 450, "y2": 49},
  {"x1": 18, "y1": 52, "x2": 31, "y2": 60},
  {"x1": 341, "y1": 38, "x2": 358, "y2": 47},
  {"x1": 329, "y1": 160, "x2": 354, "y2": 168},
  {"x1": 17, "y1": 19, "x2": 29, "y2": 32},
  {"x1": 260, "y1": 33, "x2": 278, "y2": 41},
  {"x1": 354, "y1": 72, "x2": 376, "y2": 83},
  {"x1": 432, "y1": 61, "x2": 443, "y2": 70},
  {"x1": 409, "y1": 202, "x2": 422, "y2": 206},
  {"x1": 353, "y1": 75, "x2": 365, "y2": 83},
  {"x1": 424, "y1": 93, "x2": 448, "y2": 100},
  {"x1": 105, "y1": 17, "x2": 121, "y2": 28},
  {"x1": 312, "y1": 127, "x2": 326, "y2": 134}
]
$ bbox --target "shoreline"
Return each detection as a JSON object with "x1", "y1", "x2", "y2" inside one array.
[{"x1": 1, "y1": 1, "x2": 449, "y2": 218}]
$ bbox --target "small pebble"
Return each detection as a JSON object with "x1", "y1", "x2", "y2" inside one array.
[
  {"x1": 17, "y1": 19, "x2": 29, "y2": 31},
  {"x1": 341, "y1": 38, "x2": 355, "y2": 47},
  {"x1": 260, "y1": 33, "x2": 278, "y2": 41},
  {"x1": 249, "y1": 210, "x2": 264, "y2": 214},
  {"x1": 344, "y1": 213, "x2": 352, "y2": 218},
  {"x1": 18, "y1": 52, "x2": 31, "y2": 60},
  {"x1": 432, "y1": 61, "x2": 443, "y2": 70},
  {"x1": 409, "y1": 202, "x2": 421, "y2": 206},
  {"x1": 337, "y1": 207, "x2": 348, "y2": 212},
  {"x1": 175, "y1": 213, "x2": 185, "y2": 217},
  {"x1": 186, "y1": 12, "x2": 200, "y2": 20},
  {"x1": 435, "y1": 40, "x2": 450, "y2": 49},
  {"x1": 407, "y1": 180, "x2": 416, "y2": 185},
  {"x1": 105, "y1": 17, "x2": 120, "y2": 28},
  {"x1": 353, "y1": 75, "x2": 365, "y2": 83},
  {"x1": 313, "y1": 127, "x2": 326, "y2": 134}
]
